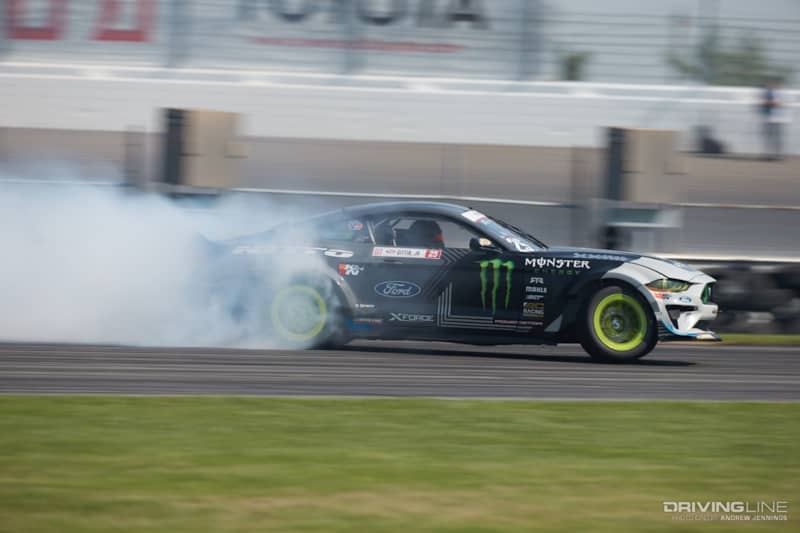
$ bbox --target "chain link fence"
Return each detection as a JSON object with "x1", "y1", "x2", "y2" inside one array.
[{"x1": 2, "y1": 1, "x2": 799, "y2": 85}]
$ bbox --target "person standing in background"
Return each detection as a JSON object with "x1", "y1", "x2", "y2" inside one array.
[{"x1": 761, "y1": 78, "x2": 787, "y2": 160}]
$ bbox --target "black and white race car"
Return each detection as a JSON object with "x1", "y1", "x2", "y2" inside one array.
[{"x1": 219, "y1": 201, "x2": 719, "y2": 361}]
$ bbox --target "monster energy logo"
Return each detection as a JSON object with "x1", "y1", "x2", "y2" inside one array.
[{"x1": 479, "y1": 259, "x2": 514, "y2": 313}]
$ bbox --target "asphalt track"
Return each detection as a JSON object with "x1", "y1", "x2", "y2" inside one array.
[{"x1": 1, "y1": 341, "x2": 799, "y2": 400}]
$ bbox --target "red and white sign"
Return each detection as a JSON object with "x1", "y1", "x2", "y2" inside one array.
[
  {"x1": 7, "y1": 0, "x2": 156, "y2": 42},
  {"x1": 372, "y1": 247, "x2": 442, "y2": 260}
]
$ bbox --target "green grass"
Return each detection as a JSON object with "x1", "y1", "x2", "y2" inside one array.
[
  {"x1": 1, "y1": 398, "x2": 798, "y2": 532},
  {"x1": 721, "y1": 333, "x2": 800, "y2": 346}
]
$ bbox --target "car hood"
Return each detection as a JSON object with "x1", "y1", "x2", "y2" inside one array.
[{"x1": 547, "y1": 247, "x2": 709, "y2": 282}]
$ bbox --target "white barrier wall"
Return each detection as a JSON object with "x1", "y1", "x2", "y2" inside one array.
[{"x1": 0, "y1": 68, "x2": 797, "y2": 154}]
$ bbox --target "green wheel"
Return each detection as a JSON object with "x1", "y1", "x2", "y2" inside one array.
[
  {"x1": 270, "y1": 283, "x2": 340, "y2": 348},
  {"x1": 580, "y1": 285, "x2": 656, "y2": 362}
]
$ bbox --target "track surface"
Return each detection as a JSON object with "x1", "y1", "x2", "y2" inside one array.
[{"x1": 1, "y1": 341, "x2": 799, "y2": 400}]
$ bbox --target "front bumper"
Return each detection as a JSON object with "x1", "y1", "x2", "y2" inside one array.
[{"x1": 649, "y1": 280, "x2": 720, "y2": 341}]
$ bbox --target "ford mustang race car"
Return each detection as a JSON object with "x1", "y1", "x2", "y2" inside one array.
[{"x1": 219, "y1": 201, "x2": 719, "y2": 362}]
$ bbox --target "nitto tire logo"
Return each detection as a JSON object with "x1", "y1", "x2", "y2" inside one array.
[
  {"x1": 479, "y1": 259, "x2": 514, "y2": 313},
  {"x1": 374, "y1": 281, "x2": 421, "y2": 298}
]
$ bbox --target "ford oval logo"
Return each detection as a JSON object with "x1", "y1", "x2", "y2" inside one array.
[{"x1": 374, "y1": 281, "x2": 421, "y2": 298}]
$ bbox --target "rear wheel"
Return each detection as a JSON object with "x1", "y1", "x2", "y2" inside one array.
[
  {"x1": 580, "y1": 285, "x2": 656, "y2": 362},
  {"x1": 270, "y1": 281, "x2": 344, "y2": 349}
]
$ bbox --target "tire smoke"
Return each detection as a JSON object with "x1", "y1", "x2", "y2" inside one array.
[{"x1": 0, "y1": 177, "x2": 319, "y2": 347}]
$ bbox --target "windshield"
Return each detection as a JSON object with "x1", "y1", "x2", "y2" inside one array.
[{"x1": 460, "y1": 209, "x2": 547, "y2": 252}]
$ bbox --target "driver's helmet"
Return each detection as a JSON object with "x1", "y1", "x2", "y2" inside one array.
[{"x1": 408, "y1": 220, "x2": 444, "y2": 248}]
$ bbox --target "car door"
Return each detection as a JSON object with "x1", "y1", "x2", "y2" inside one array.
[
  {"x1": 435, "y1": 228, "x2": 526, "y2": 335},
  {"x1": 353, "y1": 213, "x2": 448, "y2": 329}
]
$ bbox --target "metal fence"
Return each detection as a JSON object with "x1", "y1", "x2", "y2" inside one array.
[{"x1": 2, "y1": 1, "x2": 799, "y2": 85}]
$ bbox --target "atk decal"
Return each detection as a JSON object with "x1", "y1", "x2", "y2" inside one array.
[
  {"x1": 479, "y1": 259, "x2": 514, "y2": 313},
  {"x1": 374, "y1": 281, "x2": 421, "y2": 298},
  {"x1": 372, "y1": 247, "x2": 442, "y2": 260},
  {"x1": 338, "y1": 263, "x2": 364, "y2": 276}
]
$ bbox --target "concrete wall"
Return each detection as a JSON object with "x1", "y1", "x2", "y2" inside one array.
[{"x1": 3, "y1": 126, "x2": 800, "y2": 207}]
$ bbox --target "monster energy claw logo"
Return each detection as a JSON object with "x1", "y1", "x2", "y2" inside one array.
[{"x1": 479, "y1": 259, "x2": 514, "y2": 313}]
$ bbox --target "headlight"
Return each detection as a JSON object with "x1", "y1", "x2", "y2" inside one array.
[{"x1": 646, "y1": 279, "x2": 691, "y2": 292}]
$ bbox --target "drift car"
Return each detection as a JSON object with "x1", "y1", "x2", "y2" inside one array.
[{"x1": 222, "y1": 201, "x2": 719, "y2": 361}]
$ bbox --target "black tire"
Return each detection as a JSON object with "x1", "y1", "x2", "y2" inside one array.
[
  {"x1": 579, "y1": 285, "x2": 657, "y2": 362},
  {"x1": 268, "y1": 276, "x2": 346, "y2": 349}
]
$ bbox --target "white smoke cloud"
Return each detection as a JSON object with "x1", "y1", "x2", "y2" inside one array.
[{"x1": 0, "y1": 173, "x2": 323, "y2": 347}]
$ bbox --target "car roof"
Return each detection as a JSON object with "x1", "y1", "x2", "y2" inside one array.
[{"x1": 330, "y1": 201, "x2": 470, "y2": 219}]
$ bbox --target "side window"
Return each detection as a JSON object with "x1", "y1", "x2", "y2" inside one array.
[
  {"x1": 372, "y1": 215, "x2": 482, "y2": 249},
  {"x1": 435, "y1": 219, "x2": 482, "y2": 249},
  {"x1": 316, "y1": 217, "x2": 372, "y2": 243}
]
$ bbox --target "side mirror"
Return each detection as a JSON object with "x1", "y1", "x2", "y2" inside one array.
[{"x1": 469, "y1": 237, "x2": 498, "y2": 252}]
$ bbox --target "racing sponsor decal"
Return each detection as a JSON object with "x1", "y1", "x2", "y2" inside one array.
[
  {"x1": 232, "y1": 245, "x2": 353, "y2": 257},
  {"x1": 355, "y1": 303, "x2": 375, "y2": 309},
  {"x1": 354, "y1": 317, "x2": 383, "y2": 325},
  {"x1": 525, "y1": 257, "x2": 590, "y2": 270},
  {"x1": 372, "y1": 247, "x2": 442, "y2": 260},
  {"x1": 526, "y1": 286, "x2": 547, "y2": 294},
  {"x1": 338, "y1": 263, "x2": 364, "y2": 276},
  {"x1": 523, "y1": 301, "x2": 545, "y2": 318},
  {"x1": 572, "y1": 252, "x2": 630, "y2": 262},
  {"x1": 528, "y1": 276, "x2": 544, "y2": 285},
  {"x1": 324, "y1": 249, "x2": 354, "y2": 258},
  {"x1": 505, "y1": 237, "x2": 535, "y2": 253},
  {"x1": 347, "y1": 317, "x2": 383, "y2": 331},
  {"x1": 347, "y1": 220, "x2": 364, "y2": 231},
  {"x1": 525, "y1": 294, "x2": 545, "y2": 301},
  {"x1": 478, "y1": 259, "x2": 514, "y2": 313},
  {"x1": 389, "y1": 313, "x2": 434, "y2": 322},
  {"x1": 461, "y1": 209, "x2": 488, "y2": 223},
  {"x1": 374, "y1": 281, "x2": 421, "y2": 298}
]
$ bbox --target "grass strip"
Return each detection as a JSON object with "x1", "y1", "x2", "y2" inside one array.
[{"x1": 0, "y1": 397, "x2": 797, "y2": 532}]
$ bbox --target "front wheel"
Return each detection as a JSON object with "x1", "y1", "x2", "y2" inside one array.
[{"x1": 579, "y1": 285, "x2": 657, "y2": 362}]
